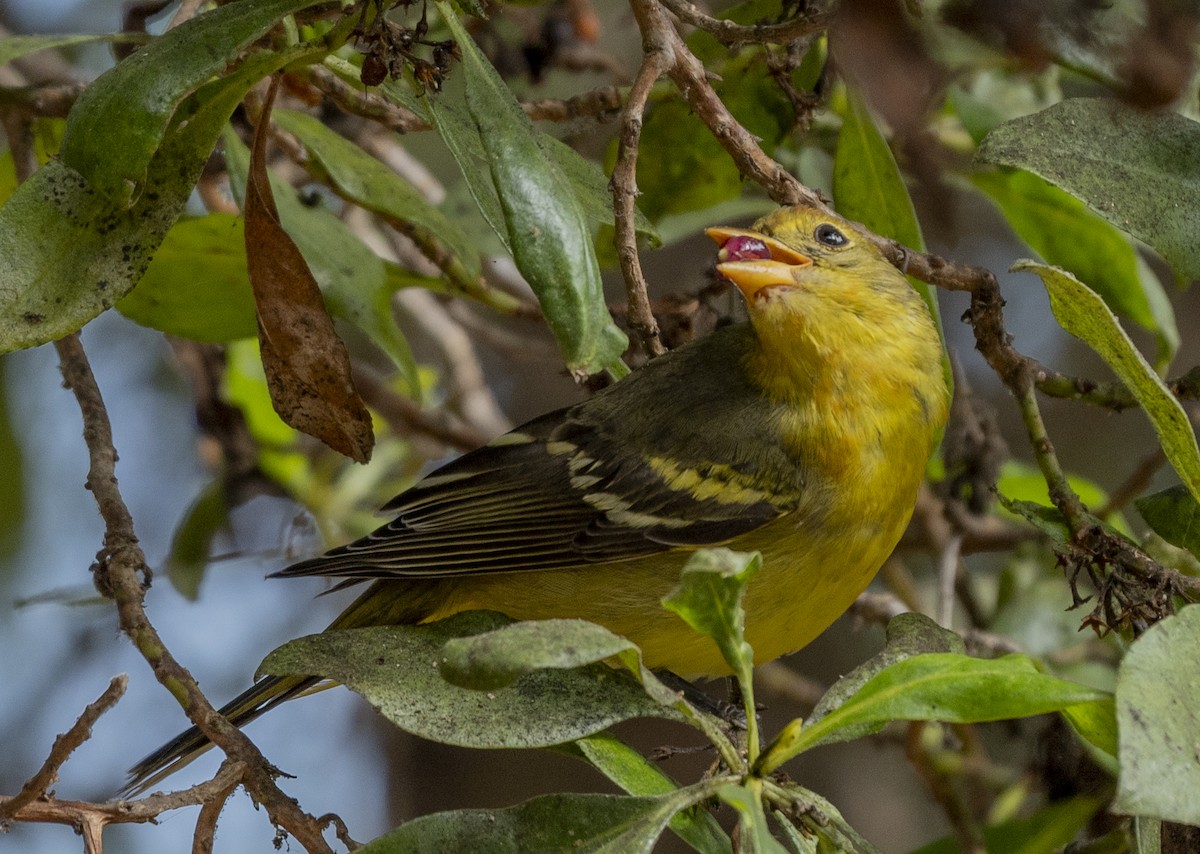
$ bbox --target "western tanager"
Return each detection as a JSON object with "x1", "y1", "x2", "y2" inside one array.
[{"x1": 128, "y1": 205, "x2": 948, "y2": 790}]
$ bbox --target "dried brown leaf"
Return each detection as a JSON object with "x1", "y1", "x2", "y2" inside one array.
[{"x1": 245, "y1": 78, "x2": 374, "y2": 463}]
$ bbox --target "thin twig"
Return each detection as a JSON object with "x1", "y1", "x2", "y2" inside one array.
[
  {"x1": 659, "y1": 0, "x2": 833, "y2": 47},
  {"x1": 610, "y1": 47, "x2": 671, "y2": 358},
  {"x1": 190, "y1": 761, "x2": 242, "y2": 854},
  {"x1": 937, "y1": 532, "x2": 964, "y2": 629},
  {"x1": 0, "y1": 762, "x2": 246, "y2": 841},
  {"x1": 630, "y1": 0, "x2": 822, "y2": 207},
  {"x1": 0, "y1": 677, "x2": 127, "y2": 822}
]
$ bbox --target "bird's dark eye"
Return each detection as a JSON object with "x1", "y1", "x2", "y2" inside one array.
[{"x1": 814, "y1": 224, "x2": 847, "y2": 247}]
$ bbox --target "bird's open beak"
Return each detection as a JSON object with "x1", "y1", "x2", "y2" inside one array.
[{"x1": 706, "y1": 227, "x2": 813, "y2": 302}]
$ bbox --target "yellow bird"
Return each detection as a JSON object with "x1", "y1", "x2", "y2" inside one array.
[{"x1": 128, "y1": 205, "x2": 948, "y2": 790}]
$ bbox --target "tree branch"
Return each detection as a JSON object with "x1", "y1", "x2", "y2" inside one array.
[{"x1": 53, "y1": 333, "x2": 338, "y2": 853}]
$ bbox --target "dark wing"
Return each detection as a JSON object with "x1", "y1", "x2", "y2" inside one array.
[{"x1": 275, "y1": 402, "x2": 799, "y2": 583}]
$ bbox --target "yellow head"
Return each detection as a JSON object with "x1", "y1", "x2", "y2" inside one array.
[{"x1": 707, "y1": 206, "x2": 944, "y2": 411}]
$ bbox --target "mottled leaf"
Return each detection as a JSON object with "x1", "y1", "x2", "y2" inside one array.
[
  {"x1": 978, "y1": 99, "x2": 1200, "y2": 280},
  {"x1": 259, "y1": 612, "x2": 677, "y2": 748},
  {"x1": 1116, "y1": 605, "x2": 1200, "y2": 824},
  {"x1": 0, "y1": 47, "x2": 308, "y2": 352}
]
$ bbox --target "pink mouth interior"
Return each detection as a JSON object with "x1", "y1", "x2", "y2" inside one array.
[{"x1": 718, "y1": 235, "x2": 772, "y2": 262}]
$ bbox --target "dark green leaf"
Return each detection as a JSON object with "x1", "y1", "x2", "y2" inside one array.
[
  {"x1": 1135, "y1": 484, "x2": 1200, "y2": 558},
  {"x1": 271, "y1": 108, "x2": 484, "y2": 284},
  {"x1": 259, "y1": 612, "x2": 677, "y2": 749},
  {"x1": 58, "y1": 0, "x2": 327, "y2": 202},
  {"x1": 833, "y1": 86, "x2": 941, "y2": 333},
  {"x1": 1018, "y1": 261, "x2": 1200, "y2": 504},
  {"x1": 1115, "y1": 605, "x2": 1200, "y2": 824},
  {"x1": 977, "y1": 99, "x2": 1200, "y2": 280},
  {"x1": 117, "y1": 214, "x2": 257, "y2": 341},
  {"x1": 540, "y1": 134, "x2": 658, "y2": 245},
  {"x1": 358, "y1": 789, "x2": 707, "y2": 854},
  {"x1": 430, "y1": 4, "x2": 627, "y2": 376}
]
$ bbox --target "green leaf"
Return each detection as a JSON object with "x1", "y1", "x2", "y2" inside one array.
[
  {"x1": 1115, "y1": 605, "x2": 1200, "y2": 824},
  {"x1": 1133, "y1": 817, "x2": 1162, "y2": 854},
  {"x1": 998, "y1": 496, "x2": 1072, "y2": 543},
  {"x1": 773, "y1": 653, "x2": 1109, "y2": 761},
  {"x1": 977, "y1": 99, "x2": 1200, "y2": 280},
  {"x1": 717, "y1": 786, "x2": 789, "y2": 854},
  {"x1": 808, "y1": 613, "x2": 964, "y2": 730},
  {"x1": 0, "y1": 48, "x2": 306, "y2": 352},
  {"x1": 116, "y1": 214, "x2": 257, "y2": 341},
  {"x1": 568, "y1": 733, "x2": 733, "y2": 854},
  {"x1": 661, "y1": 549, "x2": 760, "y2": 685},
  {"x1": 440, "y1": 618, "x2": 644, "y2": 691},
  {"x1": 1135, "y1": 484, "x2": 1200, "y2": 558},
  {"x1": 358, "y1": 789, "x2": 711, "y2": 854},
  {"x1": 271, "y1": 108, "x2": 484, "y2": 285},
  {"x1": 58, "y1": 0, "x2": 327, "y2": 203},
  {"x1": 259, "y1": 612, "x2": 677, "y2": 749},
  {"x1": 163, "y1": 480, "x2": 229, "y2": 600},
  {"x1": 757, "y1": 614, "x2": 963, "y2": 776},
  {"x1": 1018, "y1": 261, "x2": 1200, "y2": 504},
  {"x1": 1061, "y1": 697, "x2": 1119, "y2": 760},
  {"x1": 224, "y1": 131, "x2": 418, "y2": 391},
  {"x1": 971, "y1": 169, "x2": 1178, "y2": 361},
  {"x1": 0, "y1": 33, "x2": 150, "y2": 67},
  {"x1": 908, "y1": 796, "x2": 1105, "y2": 854},
  {"x1": 996, "y1": 459, "x2": 1132, "y2": 537},
  {"x1": 429, "y1": 4, "x2": 627, "y2": 377},
  {"x1": 539, "y1": 134, "x2": 658, "y2": 245}
]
